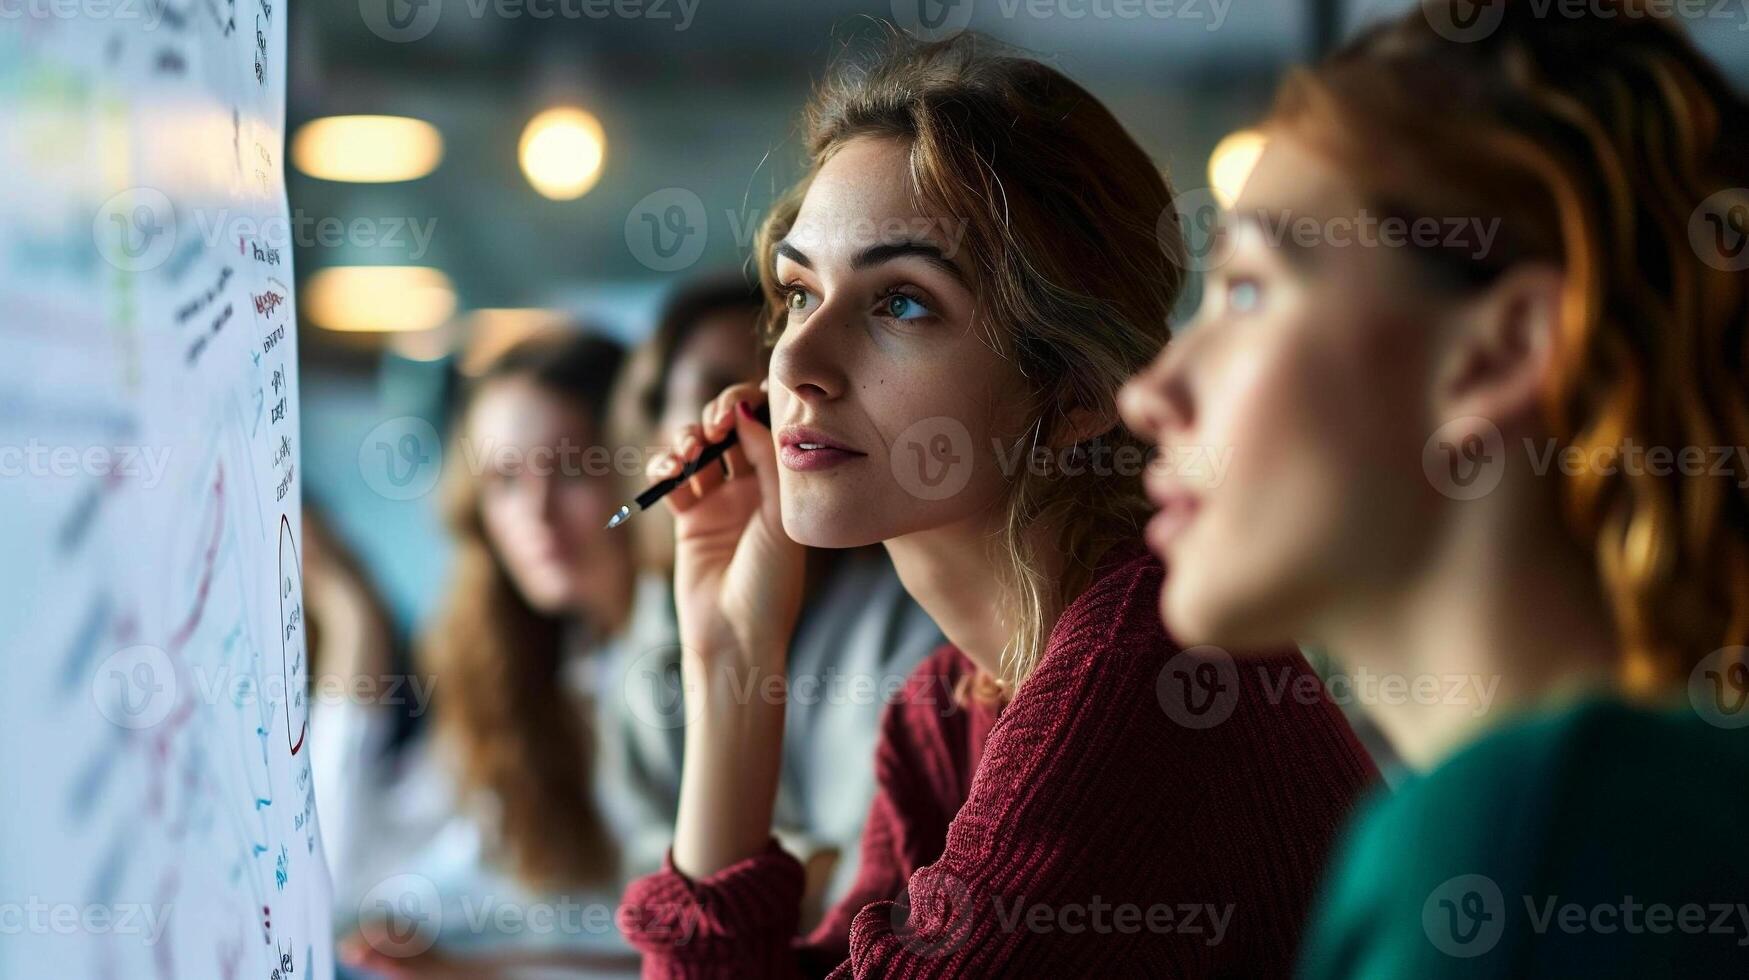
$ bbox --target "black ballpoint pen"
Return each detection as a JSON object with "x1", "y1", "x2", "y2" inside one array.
[{"x1": 604, "y1": 402, "x2": 770, "y2": 529}]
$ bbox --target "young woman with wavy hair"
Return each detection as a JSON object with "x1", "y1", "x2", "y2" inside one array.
[
  {"x1": 1120, "y1": 2, "x2": 1749, "y2": 975},
  {"x1": 616, "y1": 33, "x2": 1378, "y2": 977},
  {"x1": 338, "y1": 332, "x2": 640, "y2": 977},
  {"x1": 425, "y1": 333, "x2": 631, "y2": 892}
]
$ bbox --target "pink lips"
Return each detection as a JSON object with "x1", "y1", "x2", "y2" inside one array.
[
  {"x1": 777, "y1": 424, "x2": 867, "y2": 473},
  {"x1": 1143, "y1": 474, "x2": 1202, "y2": 554}
]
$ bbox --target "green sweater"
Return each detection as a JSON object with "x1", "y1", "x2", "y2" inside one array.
[{"x1": 1299, "y1": 696, "x2": 1749, "y2": 979}]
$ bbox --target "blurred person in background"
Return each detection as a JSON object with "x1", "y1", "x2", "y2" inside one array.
[
  {"x1": 602, "y1": 272, "x2": 945, "y2": 928},
  {"x1": 1120, "y1": 2, "x2": 1749, "y2": 976},
  {"x1": 328, "y1": 331, "x2": 644, "y2": 978}
]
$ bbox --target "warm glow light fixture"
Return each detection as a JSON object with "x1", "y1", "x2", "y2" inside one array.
[
  {"x1": 1207, "y1": 129, "x2": 1268, "y2": 209},
  {"x1": 518, "y1": 107, "x2": 606, "y2": 200},
  {"x1": 303, "y1": 266, "x2": 456, "y2": 333},
  {"x1": 291, "y1": 115, "x2": 443, "y2": 183}
]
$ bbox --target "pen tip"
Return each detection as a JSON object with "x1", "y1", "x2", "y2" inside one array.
[{"x1": 605, "y1": 505, "x2": 631, "y2": 530}]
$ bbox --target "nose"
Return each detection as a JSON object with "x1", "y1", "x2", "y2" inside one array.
[
  {"x1": 769, "y1": 295, "x2": 853, "y2": 408},
  {"x1": 1119, "y1": 337, "x2": 1194, "y2": 442},
  {"x1": 532, "y1": 471, "x2": 563, "y2": 524}
]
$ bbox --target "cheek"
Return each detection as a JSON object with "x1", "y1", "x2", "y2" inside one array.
[
  {"x1": 773, "y1": 340, "x2": 1020, "y2": 546},
  {"x1": 556, "y1": 479, "x2": 620, "y2": 549},
  {"x1": 1160, "y1": 321, "x2": 1373, "y2": 644},
  {"x1": 864, "y1": 347, "x2": 1018, "y2": 506},
  {"x1": 478, "y1": 492, "x2": 521, "y2": 556}
]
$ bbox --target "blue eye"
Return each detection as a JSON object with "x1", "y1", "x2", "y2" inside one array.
[
  {"x1": 1226, "y1": 279, "x2": 1262, "y2": 314},
  {"x1": 881, "y1": 292, "x2": 931, "y2": 321}
]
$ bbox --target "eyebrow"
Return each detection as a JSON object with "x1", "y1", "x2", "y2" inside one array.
[
  {"x1": 774, "y1": 239, "x2": 967, "y2": 284},
  {"x1": 1219, "y1": 208, "x2": 1316, "y2": 273}
]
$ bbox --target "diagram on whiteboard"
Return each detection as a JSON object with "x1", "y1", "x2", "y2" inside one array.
[{"x1": 0, "y1": 2, "x2": 333, "y2": 978}]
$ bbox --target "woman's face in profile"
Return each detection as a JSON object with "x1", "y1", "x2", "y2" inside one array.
[
  {"x1": 1122, "y1": 132, "x2": 1455, "y2": 649},
  {"x1": 767, "y1": 136, "x2": 1031, "y2": 548},
  {"x1": 470, "y1": 377, "x2": 631, "y2": 620}
]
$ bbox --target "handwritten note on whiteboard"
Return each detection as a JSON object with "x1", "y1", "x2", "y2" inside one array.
[{"x1": 0, "y1": 2, "x2": 333, "y2": 979}]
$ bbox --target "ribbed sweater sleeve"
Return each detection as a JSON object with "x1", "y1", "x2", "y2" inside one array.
[{"x1": 619, "y1": 547, "x2": 1377, "y2": 977}]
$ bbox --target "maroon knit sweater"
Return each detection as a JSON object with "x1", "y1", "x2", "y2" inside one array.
[{"x1": 618, "y1": 542, "x2": 1379, "y2": 977}]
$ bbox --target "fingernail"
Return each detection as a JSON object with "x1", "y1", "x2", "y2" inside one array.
[{"x1": 737, "y1": 400, "x2": 754, "y2": 421}]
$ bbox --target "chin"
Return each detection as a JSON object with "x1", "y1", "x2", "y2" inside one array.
[
  {"x1": 778, "y1": 485, "x2": 890, "y2": 548},
  {"x1": 781, "y1": 507, "x2": 883, "y2": 549},
  {"x1": 511, "y1": 573, "x2": 574, "y2": 617},
  {"x1": 1167, "y1": 572, "x2": 1307, "y2": 653},
  {"x1": 1161, "y1": 579, "x2": 1222, "y2": 646},
  {"x1": 1163, "y1": 575, "x2": 1248, "y2": 650}
]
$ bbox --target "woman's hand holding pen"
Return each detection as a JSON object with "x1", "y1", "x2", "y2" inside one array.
[
  {"x1": 650, "y1": 379, "x2": 805, "y2": 664},
  {"x1": 648, "y1": 379, "x2": 805, "y2": 877}
]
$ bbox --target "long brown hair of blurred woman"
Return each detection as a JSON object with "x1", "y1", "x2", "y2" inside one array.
[{"x1": 423, "y1": 331, "x2": 629, "y2": 891}]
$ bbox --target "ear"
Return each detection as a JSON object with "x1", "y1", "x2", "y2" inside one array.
[{"x1": 1430, "y1": 263, "x2": 1565, "y2": 430}]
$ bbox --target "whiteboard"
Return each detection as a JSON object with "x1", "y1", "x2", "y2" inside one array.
[{"x1": 0, "y1": 2, "x2": 333, "y2": 979}]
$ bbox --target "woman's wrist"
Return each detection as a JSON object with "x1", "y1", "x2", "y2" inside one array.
[{"x1": 670, "y1": 650, "x2": 789, "y2": 878}]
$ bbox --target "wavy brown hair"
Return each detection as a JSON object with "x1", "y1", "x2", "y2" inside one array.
[
  {"x1": 423, "y1": 331, "x2": 628, "y2": 890},
  {"x1": 754, "y1": 32, "x2": 1188, "y2": 689},
  {"x1": 1268, "y1": 0, "x2": 1749, "y2": 692}
]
